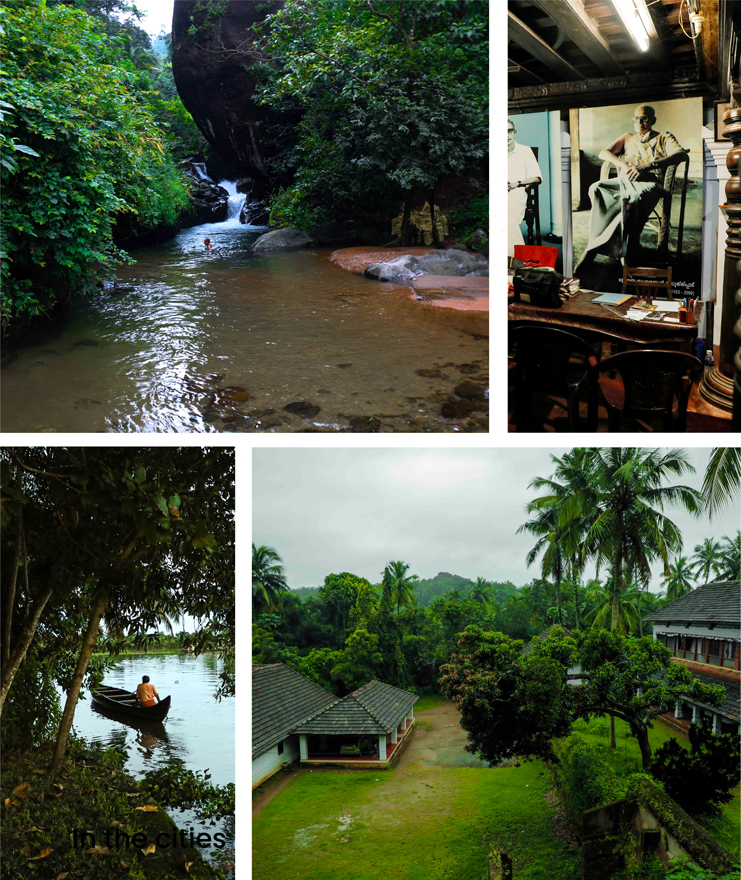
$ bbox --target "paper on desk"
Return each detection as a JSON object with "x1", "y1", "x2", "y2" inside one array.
[
  {"x1": 652, "y1": 300, "x2": 680, "y2": 312},
  {"x1": 625, "y1": 309, "x2": 648, "y2": 321}
]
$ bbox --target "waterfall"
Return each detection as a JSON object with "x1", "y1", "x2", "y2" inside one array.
[
  {"x1": 217, "y1": 179, "x2": 247, "y2": 225},
  {"x1": 192, "y1": 162, "x2": 211, "y2": 181}
]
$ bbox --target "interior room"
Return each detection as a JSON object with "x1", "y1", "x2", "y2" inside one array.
[{"x1": 507, "y1": 0, "x2": 741, "y2": 433}]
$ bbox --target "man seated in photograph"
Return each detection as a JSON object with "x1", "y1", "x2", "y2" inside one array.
[
  {"x1": 575, "y1": 105, "x2": 687, "y2": 273},
  {"x1": 508, "y1": 118, "x2": 542, "y2": 256}
]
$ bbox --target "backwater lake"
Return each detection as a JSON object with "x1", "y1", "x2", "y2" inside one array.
[
  {"x1": 2, "y1": 203, "x2": 488, "y2": 433},
  {"x1": 68, "y1": 652, "x2": 234, "y2": 877}
]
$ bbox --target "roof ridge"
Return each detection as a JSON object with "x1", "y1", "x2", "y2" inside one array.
[
  {"x1": 347, "y1": 691, "x2": 390, "y2": 731},
  {"x1": 358, "y1": 679, "x2": 416, "y2": 699},
  {"x1": 289, "y1": 695, "x2": 343, "y2": 731}
]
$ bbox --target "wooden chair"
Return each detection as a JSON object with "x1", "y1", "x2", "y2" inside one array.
[
  {"x1": 512, "y1": 326, "x2": 600, "y2": 432},
  {"x1": 600, "y1": 152, "x2": 690, "y2": 258},
  {"x1": 597, "y1": 349, "x2": 702, "y2": 432},
  {"x1": 621, "y1": 265, "x2": 673, "y2": 300},
  {"x1": 524, "y1": 146, "x2": 541, "y2": 247}
]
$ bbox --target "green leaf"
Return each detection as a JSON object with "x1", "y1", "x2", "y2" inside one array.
[{"x1": 152, "y1": 494, "x2": 168, "y2": 516}]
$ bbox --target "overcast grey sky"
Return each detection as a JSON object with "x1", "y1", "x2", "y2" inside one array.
[{"x1": 253, "y1": 447, "x2": 740, "y2": 594}]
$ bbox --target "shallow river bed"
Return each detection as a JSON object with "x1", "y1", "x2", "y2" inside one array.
[{"x1": 1, "y1": 220, "x2": 488, "y2": 433}]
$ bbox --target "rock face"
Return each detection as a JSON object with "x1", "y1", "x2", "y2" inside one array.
[
  {"x1": 172, "y1": 0, "x2": 292, "y2": 180},
  {"x1": 252, "y1": 228, "x2": 315, "y2": 251},
  {"x1": 180, "y1": 169, "x2": 230, "y2": 227},
  {"x1": 363, "y1": 255, "x2": 424, "y2": 283}
]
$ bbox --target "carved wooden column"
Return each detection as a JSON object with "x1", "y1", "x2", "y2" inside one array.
[{"x1": 699, "y1": 106, "x2": 741, "y2": 411}]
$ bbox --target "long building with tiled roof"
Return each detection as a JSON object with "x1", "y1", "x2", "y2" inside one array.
[
  {"x1": 645, "y1": 580, "x2": 740, "y2": 735},
  {"x1": 252, "y1": 663, "x2": 336, "y2": 787}
]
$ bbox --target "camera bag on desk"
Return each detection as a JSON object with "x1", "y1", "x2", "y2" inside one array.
[{"x1": 513, "y1": 268, "x2": 563, "y2": 308}]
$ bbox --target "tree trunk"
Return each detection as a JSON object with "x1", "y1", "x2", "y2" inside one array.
[
  {"x1": 635, "y1": 724, "x2": 652, "y2": 770},
  {"x1": 0, "y1": 584, "x2": 54, "y2": 716},
  {"x1": 50, "y1": 587, "x2": 109, "y2": 771},
  {"x1": 556, "y1": 574, "x2": 563, "y2": 626},
  {"x1": 612, "y1": 515, "x2": 624, "y2": 631},
  {"x1": 573, "y1": 579, "x2": 580, "y2": 630},
  {"x1": 430, "y1": 188, "x2": 442, "y2": 248},
  {"x1": 609, "y1": 714, "x2": 616, "y2": 749},
  {"x1": 400, "y1": 194, "x2": 413, "y2": 246},
  {"x1": 2, "y1": 510, "x2": 23, "y2": 665}
]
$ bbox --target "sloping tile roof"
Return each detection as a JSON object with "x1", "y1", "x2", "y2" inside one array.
[
  {"x1": 293, "y1": 680, "x2": 418, "y2": 736},
  {"x1": 645, "y1": 581, "x2": 740, "y2": 627},
  {"x1": 252, "y1": 663, "x2": 337, "y2": 758},
  {"x1": 521, "y1": 624, "x2": 573, "y2": 654},
  {"x1": 671, "y1": 659, "x2": 741, "y2": 723}
]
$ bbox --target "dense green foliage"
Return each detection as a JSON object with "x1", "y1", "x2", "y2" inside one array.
[
  {"x1": 440, "y1": 626, "x2": 726, "y2": 770},
  {"x1": 1, "y1": 447, "x2": 235, "y2": 761},
  {"x1": 140, "y1": 764, "x2": 235, "y2": 822},
  {"x1": 651, "y1": 719, "x2": 741, "y2": 817},
  {"x1": 255, "y1": 0, "x2": 488, "y2": 236},
  {"x1": 0, "y1": 0, "x2": 205, "y2": 332}
]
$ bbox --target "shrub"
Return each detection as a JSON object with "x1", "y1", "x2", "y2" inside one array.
[
  {"x1": 555, "y1": 735, "x2": 627, "y2": 825},
  {"x1": 650, "y1": 719, "x2": 740, "y2": 818}
]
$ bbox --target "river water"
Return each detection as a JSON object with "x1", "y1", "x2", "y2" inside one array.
[
  {"x1": 70, "y1": 652, "x2": 235, "y2": 875},
  {"x1": 1, "y1": 182, "x2": 488, "y2": 433}
]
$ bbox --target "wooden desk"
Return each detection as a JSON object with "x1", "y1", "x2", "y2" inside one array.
[{"x1": 508, "y1": 291, "x2": 702, "y2": 352}]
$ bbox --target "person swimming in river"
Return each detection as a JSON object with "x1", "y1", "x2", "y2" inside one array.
[
  {"x1": 204, "y1": 238, "x2": 212, "y2": 251},
  {"x1": 136, "y1": 675, "x2": 160, "y2": 707}
]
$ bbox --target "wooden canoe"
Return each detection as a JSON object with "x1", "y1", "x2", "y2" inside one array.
[{"x1": 92, "y1": 684, "x2": 171, "y2": 722}]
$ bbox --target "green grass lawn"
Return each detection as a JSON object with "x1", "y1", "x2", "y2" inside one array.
[
  {"x1": 253, "y1": 698, "x2": 579, "y2": 880},
  {"x1": 569, "y1": 716, "x2": 740, "y2": 860}
]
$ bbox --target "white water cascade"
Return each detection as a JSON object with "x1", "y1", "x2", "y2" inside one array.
[{"x1": 218, "y1": 179, "x2": 247, "y2": 225}]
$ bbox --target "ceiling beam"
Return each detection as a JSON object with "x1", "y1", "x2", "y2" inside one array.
[
  {"x1": 508, "y1": 57, "x2": 546, "y2": 86},
  {"x1": 530, "y1": 0, "x2": 624, "y2": 76},
  {"x1": 508, "y1": 11, "x2": 586, "y2": 81}
]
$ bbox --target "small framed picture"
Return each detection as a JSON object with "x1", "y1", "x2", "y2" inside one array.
[{"x1": 715, "y1": 101, "x2": 732, "y2": 141}]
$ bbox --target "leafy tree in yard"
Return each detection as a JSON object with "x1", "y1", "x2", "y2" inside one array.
[
  {"x1": 318, "y1": 572, "x2": 369, "y2": 639},
  {"x1": 651, "y1": 719, "x2": 741, "y2": 817},
  {"x1": 257, "y1": 0, "x2": 488, "y2": 239},
  {"x1": 0, "y1": 0, "x2": 191, "y2": 331},
  {"x1": 582, "y1": 578, "x2": 638, "y2": 633},
  {"x1": 468, "y1": 577, "x2": 493, "y2": 607},
  {"x1": 440, "y1": 626, "x2": 725, "y2": 771},
  {"x1": 252, "y1": 544, "x2": 289, "y2": 614}
]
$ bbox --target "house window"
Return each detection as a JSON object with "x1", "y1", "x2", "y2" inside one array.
[{"x1": 277, "y1": 741, "x2": 284, "y2": 756}]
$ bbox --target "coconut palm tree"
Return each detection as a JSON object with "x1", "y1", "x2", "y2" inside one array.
[
  {"x1": 583, "y1": 578, "x2": 639, "y2": 633},
  {"x1": 519, "y1": 448, "x2": 594, "y2": 629},
  {"x1": 662, "y1": 555, "x2": 695, "y2": 603},
  {"x1": 690, "y1": 538, "x2": 723, "y2": 585},
  {"x1": 702, "y1": 447, "x2": 741, "y2": 519},
  {"x1": 252, "y1": 544, "x2": 289, "y2": 615},
  {"x1": 383, "y1": 560, "x2": 418, "y2": 615},
  {"x1": 716, "y1": 531, "x2": 741, "y2": 581},
  {"x1": 469, "y1": 577, "x2": 493, "y2": 607}
]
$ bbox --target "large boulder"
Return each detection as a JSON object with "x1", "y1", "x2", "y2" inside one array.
[
  {"x1": 414, "y1": 249, "x2": 488, "y2": 276},
  {"x1": 252, "y1": 228, "x2": 315, "y2": 251},
  {"x1": 172, "y1": 1, "x2": 293, "y2": 180},
  {"x1": 179, "y1": 169, "x2": 229, "y2": 227},
  {"x1": 363, "y1": 255, "x2": 424, "y2": 283}
]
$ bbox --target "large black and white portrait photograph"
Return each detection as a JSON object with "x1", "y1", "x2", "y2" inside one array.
[{"x1": 572, "y1": 97, "x2": 703, "y2": 296}]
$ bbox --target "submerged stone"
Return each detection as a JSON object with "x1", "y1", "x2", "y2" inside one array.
[{"x1": 283, "y1": 400, "x2": 321, "y2": 419}]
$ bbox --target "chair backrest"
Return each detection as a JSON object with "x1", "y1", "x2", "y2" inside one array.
[
  {"x1": 514, "y1": 245, "x2": 558, "y2": 269},
  {"x1": 513, "y1": 325, "x2": 598, "y2": 394},
  {"x1": 621, "y1": 265, "x2": 673, "y2": 299},
  {"x1": 598, "y1": 349, "x2": 701, "y2": 418}
]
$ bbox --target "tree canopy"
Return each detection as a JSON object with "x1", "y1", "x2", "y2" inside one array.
[{"x1": 440, "y1": 626, "x2": 726, "y2": 771}]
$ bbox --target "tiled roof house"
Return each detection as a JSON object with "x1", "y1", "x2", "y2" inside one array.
[
  {"x1": 252, "y1": 663, "x2": 335, "y2": 787},
  {"x1": 645, "y1": 580, "x2": 741, "y2": 735}
]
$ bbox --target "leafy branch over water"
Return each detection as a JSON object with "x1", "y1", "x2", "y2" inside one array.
[{"x1": 140, "y1": 766, "x2": 235, "y2": 823}]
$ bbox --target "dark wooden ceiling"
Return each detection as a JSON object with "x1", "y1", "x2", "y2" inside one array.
[{"x1": 508, "y1": 0, "x2": 728, "y2": 112}]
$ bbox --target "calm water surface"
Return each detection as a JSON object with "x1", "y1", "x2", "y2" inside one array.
[
  {"x1": 1, "y1": 214, "x2": 488, "y2": 432},
  {"x1": 70, "y1": 653, "x2": 234, "y2": 874}
]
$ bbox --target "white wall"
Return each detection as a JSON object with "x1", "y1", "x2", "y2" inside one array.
[{"x1": 252, "y1": 735, "x2": 300, "y2": 788}]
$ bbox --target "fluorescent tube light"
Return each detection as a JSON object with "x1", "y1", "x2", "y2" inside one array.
[{"x1": 612, "y1": 0, "x2": 652, "y2": 53}]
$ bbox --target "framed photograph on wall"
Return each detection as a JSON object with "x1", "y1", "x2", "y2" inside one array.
[{"x1": 715, "y1": 101, "x2": 731, "y2": 141}]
